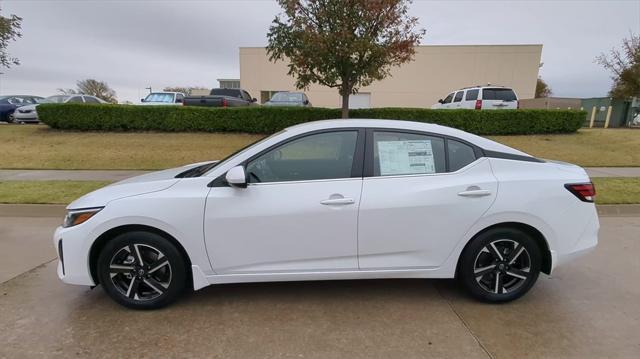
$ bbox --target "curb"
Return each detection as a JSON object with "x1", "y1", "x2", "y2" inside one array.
[{"x1": 1, "y1": 203, "x2": 639, "y2": 218}]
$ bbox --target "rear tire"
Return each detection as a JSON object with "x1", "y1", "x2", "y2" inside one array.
[
  {"x1": 97, "y1": 231, "x2": 187, "y2": 309},
  {"x1": 459, "y1": 227, "x2": 541, "y2": 303}
]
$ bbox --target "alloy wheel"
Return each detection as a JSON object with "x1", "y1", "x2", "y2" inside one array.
[
  {"x1": 108, "y1": 243, "x2": 172, "y2": 301},
  {"x1": 473, "y1": 239, "x2": 532, "y2": 295}
]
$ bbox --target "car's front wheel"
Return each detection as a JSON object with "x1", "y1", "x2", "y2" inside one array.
[
  {"x1": 459, "y1": 227, "x2": 541, "y2": 303},
  {"x1": 97, "y1": 231, "x2": 187, "y2": 309}
]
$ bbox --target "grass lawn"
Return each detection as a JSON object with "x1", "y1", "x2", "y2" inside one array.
[
  {"x1": 0, "y1": 125, "x2": 264, "y2": 170},
  {"x1": 0, "y1": 180, "x2": 111, "y2": 204},
  {"x1": 489, "y1": 128, "x2": 640, "y2": 167},
  {"x1": 0, "y1": 178, "x2": 637, "y2": 205},
  {"x1": 1, "y1": 125, "x2": 639, "y2": 170},
  {"x1": 592, "y1": 177, "x2": 640, "y2": 204}
]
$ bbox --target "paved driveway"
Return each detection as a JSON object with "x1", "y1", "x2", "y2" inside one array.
[{"x1": 0, "y1": 215, "x2": 638, "y2": 358}]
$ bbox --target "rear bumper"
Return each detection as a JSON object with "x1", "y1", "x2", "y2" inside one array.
[{"x1": 550, "y1": 208, "x2": 599, "y2": 273}]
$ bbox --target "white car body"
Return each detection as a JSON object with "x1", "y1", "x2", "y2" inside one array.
[
  {"x1": 54, "y1": 120, "x2": 598, "y2": 302},
  {"x1": 431, "y1": 86, "x2": 519, "y2": 110},
  {"x1": 139, "y1": 92, "x2": 185, "y2": 105}
]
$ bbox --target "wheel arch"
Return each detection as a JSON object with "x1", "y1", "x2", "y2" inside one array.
[
  {"x1": 88, "y1": 224, "x2": 193, "y2": 287},
  {"x1": 456, "y1": 222, "x2": 552, "y2": 276}
]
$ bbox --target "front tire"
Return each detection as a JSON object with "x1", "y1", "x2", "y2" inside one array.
[
  {"x1": 97, "y1": 231, "x2": 187, "y2": 309},
  {"x1": 459, "y1": 227, "x2": 541, "y2": 303}
]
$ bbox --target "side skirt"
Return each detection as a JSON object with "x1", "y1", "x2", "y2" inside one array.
[{"x1": 194, "y1": 267, "x2": 453, "y2": 289}]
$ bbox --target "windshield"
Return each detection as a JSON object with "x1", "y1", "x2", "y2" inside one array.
[
  {"x1": 41, "y1": 95, "x2": 70, "y2": 103},
  {"x1": 175, "y1": 130, "x2": 286, "y2": 178},
  {"x1": 144, "y1": 93, "x2": 175, "y2": 103},
  {"x1": 270, "y1": 92, "x2": 303, "y2": 102}
]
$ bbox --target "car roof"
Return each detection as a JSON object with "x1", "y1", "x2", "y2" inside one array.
[{"x1": 285, "y1": 119, "x2": 528, "y2": 156}]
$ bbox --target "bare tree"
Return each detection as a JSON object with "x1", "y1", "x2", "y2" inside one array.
[
  {"x1": 596, "y1": 32, "x2": 640, "y2": 99},
  {"x1": 0, "y1": 6, "x2": 22, "y2": 68}
]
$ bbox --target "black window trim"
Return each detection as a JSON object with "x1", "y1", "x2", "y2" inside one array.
[{"x1": 209, "y1": 128, "x2": 366, "y2": 187}]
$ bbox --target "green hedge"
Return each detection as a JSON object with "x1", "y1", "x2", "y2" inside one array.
[{"x1": 38, "y1": 104, "x2": 585, "y2": 135}]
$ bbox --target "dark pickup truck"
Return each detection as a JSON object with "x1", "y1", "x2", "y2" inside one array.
[{"x1": 182, "y1": 88, "x2": 258, "y2": 108}]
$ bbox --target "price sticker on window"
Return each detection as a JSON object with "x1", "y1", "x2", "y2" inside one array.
[{"x1": 377, "y1": 140, "x2": 435, "y2": 175}]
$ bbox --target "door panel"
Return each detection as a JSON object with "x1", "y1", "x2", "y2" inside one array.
[
  {"x1": 358, "y1": 159, "x2": 497, "y2": 269},
  {"x1": 205, "y1": 179, "x2": 362, "y2": 274}
]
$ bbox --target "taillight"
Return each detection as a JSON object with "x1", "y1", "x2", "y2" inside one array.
[
  {"x1": 222, "y1": 98, "x2": 228, "y2": 108},
  {"x1": 565, "y1": 183, "x2": 596, "y2": 202},
  {"x1": 475, "y1": 99, "x2": 482, "y2": 110}
]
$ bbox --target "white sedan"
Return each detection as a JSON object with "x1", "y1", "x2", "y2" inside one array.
[{"x1": 54, "y1": 119, "x2": 599, "y2": 309}]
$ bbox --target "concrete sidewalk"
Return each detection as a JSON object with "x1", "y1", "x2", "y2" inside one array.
[{"x1": 1, "y1": 167, "x2": 640, "y2": 182}]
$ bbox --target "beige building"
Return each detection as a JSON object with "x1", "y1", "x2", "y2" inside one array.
[{"x1": 239, "y1": 44, "x2": 542, "y2": 108}]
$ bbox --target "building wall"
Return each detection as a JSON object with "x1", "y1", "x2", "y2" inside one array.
[{"x1": 240, "y1": 44, "x2": 542, "y2": 108}]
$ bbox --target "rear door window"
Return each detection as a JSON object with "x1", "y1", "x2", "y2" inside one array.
[
  {"x1": 68, "y1": 96, "x2": 84, "y2": 103},
  {"x1": 453, "y1": 91, "x2": 464, "y2": 102},
  {"x1": 448, "y1": 140, "x2": 477, "y2": 171},
  {"x1": 372, "y1": 131, "x2": 446, "y2": 176},
  {"x1": 482, "y1": 88, "x2": 517, "y2": 101},
  {"x1": 465, "y1": 89, "x2": 479, "y2": 101}
]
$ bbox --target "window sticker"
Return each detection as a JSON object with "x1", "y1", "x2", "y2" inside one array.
[{"x1": 377, "y1": 140, "x2": 435, "y2": 175}]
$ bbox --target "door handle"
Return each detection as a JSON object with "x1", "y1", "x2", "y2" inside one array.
[
  {"x1": 320, "y1": 198, "x2": 355, "y2": 205},
  {"x1": 458, "y1": 189, "x2": 491, "y2": 197}
]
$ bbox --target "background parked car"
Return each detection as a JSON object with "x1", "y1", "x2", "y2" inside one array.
[
  {"x1": 183, "y1": 88, "x2": 258, "y2": 108},
  {"x1": 431, "y1": 85, "x2": 519, "y2": 110},
  {"x1": 264, "y1": 92, "x2": 312, "y2": 107},
  {"x1": 0, "y1": 95, "x2": 44, "y2": 123},
  {"x1": 140, "y1": 92, "x2": 185, "y2": 105},
  {"x1": 13, "y1": 94, "x2": 106, "y2": 124}
]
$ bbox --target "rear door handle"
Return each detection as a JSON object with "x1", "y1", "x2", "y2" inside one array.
[
  {"x1": 320, "y1": 198, "x2": 355, "y2": 205},
  {"x1": 458, "y1": 189, "x2": 491, "y2": 197}
]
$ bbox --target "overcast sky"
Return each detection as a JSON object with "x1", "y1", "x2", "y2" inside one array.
[{"x1": 0, "y1": 0, "x2": 639, "y2": 103}]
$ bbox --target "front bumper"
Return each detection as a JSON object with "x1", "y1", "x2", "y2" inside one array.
[{"x1": 53, "y1": 226, "x2": 96, "y2": 286}]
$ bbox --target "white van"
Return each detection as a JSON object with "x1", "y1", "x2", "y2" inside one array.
[{"x1": 431, "y1": 86, "x2": 519, "y2": 110}]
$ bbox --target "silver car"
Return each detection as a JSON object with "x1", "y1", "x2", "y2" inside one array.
[
  {"x1": 14, "y1": 95, "x2": 106, "y2": 124},
  {"x1": 264, "y1": 92, "x2": 312, "y2": 107}
]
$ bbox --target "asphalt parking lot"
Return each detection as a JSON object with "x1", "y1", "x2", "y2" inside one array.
[{"x1": 1, "y1": 214, "x2": 639, "y2": 358}]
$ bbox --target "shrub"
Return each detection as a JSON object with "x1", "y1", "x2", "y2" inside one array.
[{"x1": 38, "y1": 104, "x2": 585, "y2": 135}]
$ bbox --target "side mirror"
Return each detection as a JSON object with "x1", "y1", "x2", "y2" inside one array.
[
  {"x1": 225, "y1": 165, "x2": 247, "y2": 188},
  {"x1": 140, "y1": 98, "x2": 145, "y2": 102},
  {"x1": 303, "y1": 100, "x2": 309, "y2": 105},
  {"x1": 438, "y1": 99, "x2": 444, "y2": 104},
  {"x1": 252, "y1": 98, "x2": 257, "y2": 103}
]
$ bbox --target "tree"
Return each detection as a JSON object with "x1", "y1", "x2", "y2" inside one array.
[
  {"x1": 596, "y1": 32, "x2": 640, "y2": 99},
  {"x1": 535, "y1": 77, "x2": 552, "y2": 98},
  {"x1": 58, "y1": 79, "x2": 117, "y2": 103},
  {"x1": 267, "y1": 0, "x2": 425, "y2": 118},
  {"x1": 0, "y1": 6, "x2": 22, "y2": 68}
]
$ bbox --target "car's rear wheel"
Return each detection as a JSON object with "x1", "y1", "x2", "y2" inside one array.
[
  {"x1": 97, "y1": 231, "x2": 187, "y2": 309},
  {"x1": 459, "y1": 227, "x2": 541, "y2": 303},
  {"x1": 6, "y1": 112, "x2": 15, "y2": 123}
]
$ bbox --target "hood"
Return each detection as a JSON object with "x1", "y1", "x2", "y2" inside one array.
[
  {"x1": 18, "y1": 104, "x2": 38, "y2": 111},
  {"x1": 66, "y1": 161, "x2": 215, "y2": 209}
]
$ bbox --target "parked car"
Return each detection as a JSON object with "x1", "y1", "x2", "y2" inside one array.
[
  {"x1": 0, "y1": 95, "x2": 44, "y2": 123},
  {"x1": 13, "y1": 95, "x2": 106, "y2": 123},
  {"x1": 54, "y1": 119, "x2": 598, "y2": 309},
  {"x1": 264, "y1": 92, "x2": 312, "y2": 107},
  {"x1": 431, "y1": 85, "x2": 519, "y2": 110},
  {"x1": 140, "y1": 92, "x2": 185, "y2": 105},
  {"x1": 183, "y1": 88, "x2": 258, "y2": 108}
]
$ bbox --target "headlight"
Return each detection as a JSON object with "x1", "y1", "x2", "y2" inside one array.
[{"x1": 63, "y1": 207, "x2": 103, "y2": 228}]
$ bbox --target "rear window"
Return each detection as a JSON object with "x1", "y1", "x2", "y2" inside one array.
[
  {"x1": 482, "y1": 88, "x2": 517, "y2": 101},
  {"x1": 465, "y1": 89, "x2": 479, "y2": 101},
  {"x1": 210, "y1": 89, "x2": 243, "y2": 98}
]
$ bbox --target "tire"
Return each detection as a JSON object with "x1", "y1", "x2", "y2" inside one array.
[
  {"x1": 458, "y1": 227, "x2": 541, "y2": 303},
  {"x1": 6, "y1": 112, "x2": 15, "y2": 123},
  {"x1": 97, "y1": 231, "x2": 187, "y2": 309}
]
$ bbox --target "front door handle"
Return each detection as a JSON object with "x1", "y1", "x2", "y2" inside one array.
[
  {"x1": 458, "y1": 189, "x2": 491, "y2": 197},
  {"x1": 320, "y1": 198, "x2": 355, "y2": 205}
]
